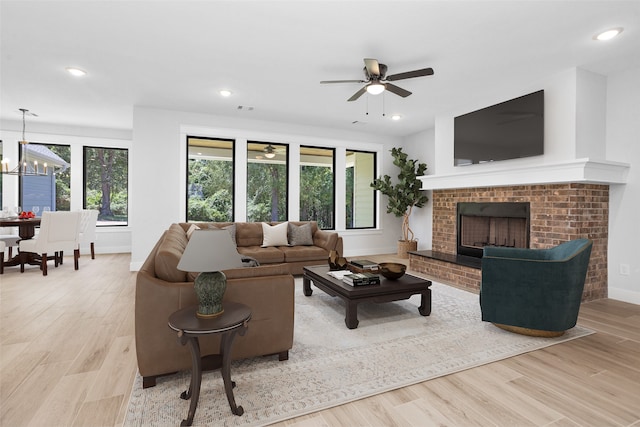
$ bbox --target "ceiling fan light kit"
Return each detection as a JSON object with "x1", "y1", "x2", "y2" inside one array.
[
  {"x1": 263, "y1": 144, "x2": 277, "y2": 159},
  {"x1": 321, "y1": 58, "x2": 434, "y2": 102},
  {"x1": 366, "y1": 83, "x2": 385, "y2": 95}
]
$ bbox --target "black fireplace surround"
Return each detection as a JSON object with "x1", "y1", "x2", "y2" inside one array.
[{"x1": 457, "y1": 202, "x2": 530, "y2": 258}]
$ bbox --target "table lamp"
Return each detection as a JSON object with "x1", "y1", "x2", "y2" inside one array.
[{"x1": 177, "y1": 229, "x2": 244, "y2": 318}]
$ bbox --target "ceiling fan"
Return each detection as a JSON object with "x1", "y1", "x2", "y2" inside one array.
[
  {"x1": 260, "y1": 144, "x2": 287, "y2": 159},
  {"x1": 263, "y1": 144, "x2": 277, "y2": 158},
  {"x1": 320, "y1": 58, "x2": 434, "y2": 102}
]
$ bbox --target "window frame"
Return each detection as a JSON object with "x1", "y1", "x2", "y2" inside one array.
[
  {"x1": 299, "y1": 145, "x2": 336, "y2": 230},
  {"x1": 185, "y1": 135, "x2": 236, "y2": 223},
  {"x1": 246, "y1": 141, "x2": 289, "y2": 223},
  {"x1": 345, "y1": 149, "x2": 377, "y2": 230},
  {"x1": 83, "y1": 145, "x2": 129, "y2": 227},
  {"x1": 19, "y1": 141, "x2": 71, "y2": 213}
]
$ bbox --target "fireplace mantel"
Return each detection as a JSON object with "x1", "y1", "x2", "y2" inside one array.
[{"x1": 418, "y1": 158, "x2": 629, "y2": 190}]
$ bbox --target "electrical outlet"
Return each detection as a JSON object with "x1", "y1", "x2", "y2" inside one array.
[{"x1": 620, "y1": 264, "x2": 630, "y2": 276}]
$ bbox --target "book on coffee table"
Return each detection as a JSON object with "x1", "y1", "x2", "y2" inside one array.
[
  {"x1": 349, "y1": 259, "x2": 379, "y2": 270},
  {"x1": 342, "y1": 272, "x2": 381, "y2": 286}
]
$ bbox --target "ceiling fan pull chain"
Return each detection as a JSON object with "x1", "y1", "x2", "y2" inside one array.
[
  {"x1": 382, "y1": 92, "x2": 386, "y2": 117},
  {"x1": 366, "y1": 95, "x2": 369, "y2": 116}
]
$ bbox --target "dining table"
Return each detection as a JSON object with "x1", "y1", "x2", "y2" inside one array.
[{"x1": 0, "y1": 217, "x2": 42, "y2": 269}]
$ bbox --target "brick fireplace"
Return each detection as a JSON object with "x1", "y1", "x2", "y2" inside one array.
[{"x1": 409, "y1": 183, "x2": 609, "y2": 301}]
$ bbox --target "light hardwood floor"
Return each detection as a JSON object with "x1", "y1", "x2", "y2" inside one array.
[{"x1": 1, "y1": 253, "x2": 638, "y2": 426}]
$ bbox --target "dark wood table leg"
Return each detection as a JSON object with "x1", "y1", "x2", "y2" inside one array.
[
  {"x1": 220, "y1": 329, "x2": 244, "y2": 416},
  {"x1": 345, "y1": 300, "x2": 359, "y2": 329},
  {"x1": 179, "y1": 335, "x2": 202, "y2": 426},
  {"x1": 303, "y1": 275, "x2": 313, "y2": 296},
  {"x1": 418, "y1": 289, "x2": 432, "y2": 316}
]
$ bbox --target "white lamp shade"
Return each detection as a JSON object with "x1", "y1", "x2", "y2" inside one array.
[{"x1": 177, "y1": 229, "x2": 244, "y2": 272}]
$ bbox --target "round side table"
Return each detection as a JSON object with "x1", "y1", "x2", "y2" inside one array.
[{"x1": 168, "y1": 302, "x2": 252, "y2": 426}]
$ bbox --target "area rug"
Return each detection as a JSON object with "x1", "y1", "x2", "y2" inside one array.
[{"x1": 125, "y1": 278, "x2": 593, "y2": 427}]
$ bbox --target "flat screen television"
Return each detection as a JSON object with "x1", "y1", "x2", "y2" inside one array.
[{"x1": 454, "y1": 90, "x2": 544, "y2": 166}]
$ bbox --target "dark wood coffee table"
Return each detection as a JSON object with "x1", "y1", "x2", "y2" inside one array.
[{"x1": 303, "y1": 265, "x2": 432, "y2": 329}]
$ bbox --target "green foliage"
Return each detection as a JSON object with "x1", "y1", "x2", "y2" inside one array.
[
  {"x1": 84, "y1": 147, "x2": 128, "y2": 221},
  {"x1": 345, "y1": 166, "x2": 354, "y2": 227},
  {"x1": 300, "y1": 165, "x2": 334, "y2": 229},
  {"x1": 371, "y1": 147, "x2": 428, "y2": 241},
  {"x1": 49, "y1": 145, "x2": 71, "y2": 211},
  {"x1": 247, "y1": 162, "x2": 287, "y2": 222},
  {"x1": 187, "y1": 159, "x2": 233, "y2": 221}
]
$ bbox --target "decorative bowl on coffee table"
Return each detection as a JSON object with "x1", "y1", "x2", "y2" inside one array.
[{"x1": 378, "y1": 262, "x2": 406, "y2": 280}]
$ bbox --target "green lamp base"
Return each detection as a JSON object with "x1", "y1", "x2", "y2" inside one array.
[{"x1": 194, "y1": 271, "x2": 227, "y2": 318}]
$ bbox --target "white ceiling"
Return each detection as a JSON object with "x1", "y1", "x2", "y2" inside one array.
[{"x1": 1, "y1": 1, "x2": 639, "y2": 138}]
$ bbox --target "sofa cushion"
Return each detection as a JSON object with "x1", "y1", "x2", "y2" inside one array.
[
  {"x1": 237, "y1": 245, "x2": 285, "y2": 264},
  {"x1": 222, "y1": 263, "x2": 290, "y2": 279},
  {"x1": 217, "y1": 224, "x2": 237, "y2": 244},
  {"x1": 235, "y1": 222, "x2": 264, "y2": 247},
  {"x1": 186, "y1": 223, "x2": 200, "y2": 239},
  {"x1": 279, "y1": 245, "x2": 329, "y2": 262},
  {"x1": 155, "y1": 224, "x2": 189, "y2": 282},
  {"x1": 261, "y1": 222, "x2": 289, "y2": 247},
  {"x1": 288, "y1": 222, "x2": 314, "y2": 246}
]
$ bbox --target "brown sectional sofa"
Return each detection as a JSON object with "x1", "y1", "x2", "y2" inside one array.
[
  {"x1": 187, "y1": 221, "x2": 343, "y2": 275},
  {"x1": 135, "y1": 221, "x2": 342, "y2": 388}
]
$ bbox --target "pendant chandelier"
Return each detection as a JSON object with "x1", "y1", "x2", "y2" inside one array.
[{"x1": 1, "y1": 108, "x2": 49, "y2": 176}]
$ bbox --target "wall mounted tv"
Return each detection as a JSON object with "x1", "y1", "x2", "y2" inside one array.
[{"x1": 454, "y1": 90, "x2": 544, "y2": 166}]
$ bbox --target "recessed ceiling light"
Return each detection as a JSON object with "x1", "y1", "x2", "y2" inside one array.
[
  {"x1": 219, "y1": 89, "x2": 232, "y2": 97},
  {"x1": 66, "y1": 67, "x2": 87, "y2": 77},
  {"x1": 594, "y1": 27, "x2": 623, "y2": 41},
  {"x1": 391, "y1": 114, "x2": 402, "y2": 121}
]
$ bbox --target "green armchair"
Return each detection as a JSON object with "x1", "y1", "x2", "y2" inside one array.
[{"x1": 480, "y1": 239, "x2": 593, "y2": 337}]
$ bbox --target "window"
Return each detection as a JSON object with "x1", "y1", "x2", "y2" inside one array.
[
  {"x1": 300, "y1": 146, "x2": 335, "y2": 229},
  {"x1": 247, "y1": 142, "x2": 288, "y2": 222},
  {"x1": 84, "y1": 146, "x2": 128, "y2": 226},
  {"x1": 346, "y1": 150, "x2": 376, "y2": 229},
  {"x1": 20, "y1": 142, "x2": 71, "y2": 212},
  {"x1": 186, "y1": 137, "x2": 234, "y2": 222}
]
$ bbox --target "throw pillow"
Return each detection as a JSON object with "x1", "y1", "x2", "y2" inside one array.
[
  {"x1": 186, "y1": 224, "x2": 200, "y2": 240},
  {"x1": 288, "y1": 222, "x2": 314, "y2": 246},
  {"x1": 261, "y1": 222, "x2": 289, "y2": 247},
  {"x1": 221, "y1": 224, "x2": 237, "y2": 245}
]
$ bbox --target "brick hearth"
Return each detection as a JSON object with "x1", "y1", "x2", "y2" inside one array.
[{"x1": 410, "y1": 183, "x2": 608, "y2": 301}]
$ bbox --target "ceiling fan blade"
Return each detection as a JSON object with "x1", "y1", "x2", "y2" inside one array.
[
  {"x1": 386, "y1": 67, "x2": 434, "y2": 81},
  {"x1": 347, "y1": 86, "x2": 368, "y2": 102},
  {"x1": 320, "y1": 80, "x2": 365, "y2": 84},
  {"x1": 363, "y1": 58, "x2": 380, "y2": 77},
  {"x1": 385, "y1": 83, "x2": 412, "y2": 98}
]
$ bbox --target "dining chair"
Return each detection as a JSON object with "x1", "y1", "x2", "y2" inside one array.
[
  {"x1": 0, "y1": 240, "x2": 5, "y2": 274},
  {"x1": 78, "y1": 209, "x2": 99, "y2": 259},
  {"x1": 19, "y1": 211, "x2": 82, "y2": 276},
  {"x1": 0, "y1": 227, "x2": 20, "y2": 259}
]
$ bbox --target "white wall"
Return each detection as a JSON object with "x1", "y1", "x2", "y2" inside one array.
[
  {"x1": 576, "y1": 69, "x2": 607, "y2": 160},
  {"x1": 0, "y1": 121, "x2": 132, "y2": 254},
  {"x1": 402, "y1": 128, "x2": 435, "y2": 251},
  {"x1": 130, "y1": 106, "x2": 404, "y2": 270},
  {"x1": 605, "y1": 67, "x2": 640, "y2": 304},
  {"x1": 432, "y1": 68, "x2": 589, "y2": 176}
]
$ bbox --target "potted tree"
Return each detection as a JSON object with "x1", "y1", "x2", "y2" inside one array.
[{"x1": 371, "y1": 147, "x2": 428, "y2": 258}]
